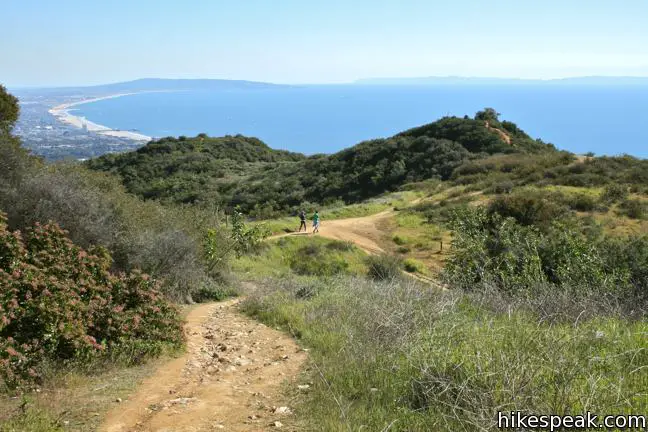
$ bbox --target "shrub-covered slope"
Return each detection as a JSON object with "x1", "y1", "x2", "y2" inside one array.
[{"x1": 87, "y1": 109, "x2": 556, "y2": 213}]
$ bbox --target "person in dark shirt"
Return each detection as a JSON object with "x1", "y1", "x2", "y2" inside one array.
[{"x1": 298, "y1": 210, "x2": 307, "y2": 232}]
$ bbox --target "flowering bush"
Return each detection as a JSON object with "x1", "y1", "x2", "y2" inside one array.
[{"x1": 0, "y1": 212, "x2": 183, "y2": 388}]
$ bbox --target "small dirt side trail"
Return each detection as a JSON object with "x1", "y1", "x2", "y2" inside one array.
[
  {"x1": 309, "y1": 210, "x2": 393, "y2": 254},
  {"x1": 270, "y1": 209, "x2": 393, "y2": 255},
  {"x1": 100, "y1": 300, "x2": 307, "y2": 432},
  {"x1": 484, "y1": 120, "x2": 512, "y2": 145},
  {"x1": 270, "y1": 207, "x2": 444, "y2": 288}
]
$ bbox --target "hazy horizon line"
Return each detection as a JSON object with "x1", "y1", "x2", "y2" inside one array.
[{"x1": 8, "y1": 74, "x2": 648, "y2": 90}]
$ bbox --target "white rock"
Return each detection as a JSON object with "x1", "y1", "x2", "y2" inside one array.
[{"x1": 273, "y1": 406, "x2": 292, "y2": 415}]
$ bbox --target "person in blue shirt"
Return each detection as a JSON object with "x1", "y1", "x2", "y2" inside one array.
[{"x1": 312, "y1": 211, "x2": 320, "y2": 233}]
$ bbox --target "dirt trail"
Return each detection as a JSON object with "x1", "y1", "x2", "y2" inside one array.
[
  {"x1": 485, "y1": 121, "x2": 512, "y2": 145},
  {"x1": 100, "y1": 300, "x2": 307, "y2": 432},
  {"x1": 270, "y1": 209, "x2": 394, "y2": 255},
  {"x1": 271, "y1": 208, "x2": 444, "y2": 287},
  {"x1": 294, "y1": 210, "x2": 392, "y2": 254}
]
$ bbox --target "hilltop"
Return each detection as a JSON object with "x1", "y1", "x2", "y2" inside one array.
[{"x1": 87, "y1": 108, "x2": 555, "y2": 213}]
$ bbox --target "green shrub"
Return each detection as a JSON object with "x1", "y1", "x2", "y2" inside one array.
[
  {"x1": 403, "y1": 258, "x2": 426, "y2": 274},
  {"x1": 191, "y1": 284, "x2": 238, "y2": 303},
  {"x1": 444, "y1": 207, "x2": 545, "y2": 291},
  {"x1": 0, "y1": 213, "x2": 183, "y2": 389},
  {"x1": 600, "y1": 236, "x2": 648, "y2": 297},
  {"x1": 567, "y1": 193, "x2": 597, "y2": 212},
  {"x1": 601, "y1": 184, "x2": 628, "y2": 203},
  {"x1": 538, "y1": 222, "x2": 608, "y2": 287},
  {"x1": 289, "y1": 244, "x2": 350, "y2": 276},
  {"x1": 487, "y1": 180, "x2": 514, "y2": 194},
  {"x1": 619, "y1": 199, "x2": 646, "y2": 219},
  {"x1": 392, "y1": 235, "x2": 408, "y2": 245},
  {"x1": 488, "y1": 190, "x2": 568, "y2": 227},
  {"x1": 325, "y1": 240, "x2": 356, "y2": 252},
  {"x1": 366, "y1": 254, "x2": 403, "y2": 281},
  {"x1": 397, "y1": 246, "x2": 410, "y2": 254},
  {"x1": 0, "y1": 85, "x2": 19, "y2": 133},
  {"x1": 444, "y1": 207, "x2": 625, "y2": 292}
]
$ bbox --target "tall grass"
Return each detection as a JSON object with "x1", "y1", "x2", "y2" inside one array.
[
  {"x1": 241, "y1": 277, "x2": 648, "y2": 431},
  {"x1": 233, "y1": 236, "x2": 368, "y2": 279}
]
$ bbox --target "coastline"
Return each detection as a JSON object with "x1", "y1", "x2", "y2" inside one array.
[{"x1": 48, "y1": 93, "x2": 152, "y2": 141}]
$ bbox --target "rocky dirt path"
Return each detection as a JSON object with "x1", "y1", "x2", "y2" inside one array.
[{"x1": 100, "y1": 300, "x2": 308, "y2": 432}]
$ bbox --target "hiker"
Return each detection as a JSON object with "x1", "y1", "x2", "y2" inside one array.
[
  {"x1": 298, "y1": 210, "x2": 307, "y2": 232},
  {"x1": 312, "y1": 210, "x2": 320, "y2": 233}
]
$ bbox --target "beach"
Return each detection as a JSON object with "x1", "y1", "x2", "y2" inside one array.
[{"x1": 48, "y1": 93, "x2": 152, "y2": 141}]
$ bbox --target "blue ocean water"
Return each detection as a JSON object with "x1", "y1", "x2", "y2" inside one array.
[{"x1": 75, "y1": 85, "x2": 648, "y2": 157}]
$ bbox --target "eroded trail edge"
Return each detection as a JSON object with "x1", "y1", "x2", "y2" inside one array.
[{"x1": 101, "y1": 299, "x2": 308, "y2": 431}]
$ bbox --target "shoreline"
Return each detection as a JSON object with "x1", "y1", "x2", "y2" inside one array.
[{"x1": 48, "y1": 93, "x2": 153, "y2": 142}]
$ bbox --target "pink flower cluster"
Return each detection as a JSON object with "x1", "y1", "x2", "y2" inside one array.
[{"x1": 0, "y1": 212, "x2": 184, "y2": 389}]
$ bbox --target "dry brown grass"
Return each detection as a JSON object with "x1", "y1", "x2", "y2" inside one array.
[{"x1": 0, "y1": 360, "x2": 163, "y2": 431}]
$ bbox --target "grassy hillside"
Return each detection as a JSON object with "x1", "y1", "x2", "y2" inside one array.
[{"x1": 87, "y1": 108, "x2": 556, "y2": 215}]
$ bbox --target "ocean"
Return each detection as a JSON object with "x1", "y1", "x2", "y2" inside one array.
[{"x1": 74, "y1": 85, "x2": 648, "y2": 157}]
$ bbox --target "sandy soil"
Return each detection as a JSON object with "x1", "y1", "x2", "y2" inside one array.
[{"x1": 100, "y1": 299, "x2": 307, "y2": 432}]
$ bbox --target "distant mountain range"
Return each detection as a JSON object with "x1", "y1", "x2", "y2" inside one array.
[
  {"x1": 11, "y1": 78, "x2": 286, "y2": 96},
  {"x1": 80, "y1": 78, "x2": 285, "y2": 92},
  {"x1": 354, "y1": 76, "x2": 648, "y2": 86}
]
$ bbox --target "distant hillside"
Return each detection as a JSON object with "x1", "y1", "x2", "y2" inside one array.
[
  {"x1": 12, "y1": 78, "x2": 285, "y2": 97},
  {"x1": 87, "y1": 135, "x2": 305, "y2": 203},
  {"x1": 79, "y1": 78, "x2": 285, "y2": 92},
  {"x1": 355, "y1": 76, "x2": 648, "y2": 86},
  {"x1": 87, "y1": 109, "x2": 556, "y2": 213}
]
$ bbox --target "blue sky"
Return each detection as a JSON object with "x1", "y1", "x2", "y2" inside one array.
[{"x1": 3, "y1": 0, "x2": 648, "y2": 86}]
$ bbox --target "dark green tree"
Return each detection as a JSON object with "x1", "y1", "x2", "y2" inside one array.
[
  {"x1": 475, "y1": 107, "x2": 500, "y2": 123},
  {"x1": 0, "y1": 84, "x2": 19, "y2": 132}
]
